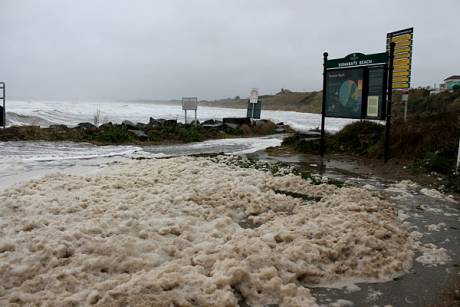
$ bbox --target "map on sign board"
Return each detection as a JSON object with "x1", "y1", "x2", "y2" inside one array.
[
  {"x1": 387, "y1": 27, "x2": 413, "y2": 90},
  {"x1": 325, "y1": 68, "x2": 364, "y2": 119},
  {"x1": 182, "y1": 97, "x2": 198, "y2": 110},
  {"x1": 249, "y1": 89, "x2": 258, "y2": 104}
]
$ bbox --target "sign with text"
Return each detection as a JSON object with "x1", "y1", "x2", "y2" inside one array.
[
  {"x1": 325, "y1": 52, "x2": 388, "y2": 120},
  {"x1": 182, "y1": 97, "x2": 198, "y2": 111},
  {"x1": 387, "y1": 27, "x2": 413, "y2": 90},
  {"x1": 326, "y1": 52, "x2": 387, "y2": 69}
]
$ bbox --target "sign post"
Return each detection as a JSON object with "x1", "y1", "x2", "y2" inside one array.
[
  {"x1": 0, "y1": 82, "x2": 5, "y2": 128},
  {"x1": 320, "y1": 52, "x2": 328, "y2": 157},
  {"x1": 182, "y1": 97, "x2": 198, "y2": 125},
  {"x1": 384, "y1": 42, "x2": 396, "y2": 163},
  {"x1": 457, "y1": 137, "x2": 460, "y2": 174},
  {"x1": 247, "y1": 89, "x2": 262, "y2": 119}
]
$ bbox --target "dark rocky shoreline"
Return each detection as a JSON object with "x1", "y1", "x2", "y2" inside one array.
[{"x1": 0, "y1": 117, "x2": 292, "y2": 145}]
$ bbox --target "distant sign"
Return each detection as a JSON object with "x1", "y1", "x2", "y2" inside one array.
[
  {"x1": 387, "y1": 27, "x2": 413, "y2": 90},
  {"x1": 247, "y1": 101, "x2": 261, "y2": 119},
  {"x1": 249, "y1": 89, "x2": 258, "y2": 104},
  {"x1": 182, "y1": 97, "x2": 198, "y2": 111},
  {"x1": 325, "y1": 52, "x2": 388, "y2": 120}
]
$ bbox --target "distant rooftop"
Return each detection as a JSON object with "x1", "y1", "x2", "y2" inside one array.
[{"x1": 444, "y1": 75, "x2": 460, "y2": 81}]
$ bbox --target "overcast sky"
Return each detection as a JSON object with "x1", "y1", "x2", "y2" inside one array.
[{"x1": 1, "y1": 0, "x2": 459, "y2": 100}]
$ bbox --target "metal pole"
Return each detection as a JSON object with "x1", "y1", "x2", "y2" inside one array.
[
  {"x1": 251, "y1": 102, "x2": 255, "y2": 119},
  {"x1": 1, "y1": 82, "x2": 5, "y2": 129},
  {"x1": 195, "y1": 109, "x2": 197, "y2": 126},
  {"x1": 384, "y1": 42, "x2": 395, "y2": 163},
  {"x1": 320, "y1": 52, "x2": 328, "y2": 157},
  {"x1": 403, "y1": 92, "x2": 408, "y2": 121},
  {"x1": 185, "y1": 110, "x2": 187, "y2": 124},
  {"x1": 456, "y1": 137, "x2": 460, "y2": 173}
]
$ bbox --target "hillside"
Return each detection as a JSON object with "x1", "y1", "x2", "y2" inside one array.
[{"x1": 200, "y1": 89, "x2": 322, "y2": 113}]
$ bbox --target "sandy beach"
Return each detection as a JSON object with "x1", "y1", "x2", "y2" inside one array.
[{"x1": 0, "y1": 155, "x2": 418, "y2": 306}]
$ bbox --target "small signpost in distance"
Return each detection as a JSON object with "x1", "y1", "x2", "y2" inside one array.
[
  {"x1": 182, "y1": 97, "x2": 198, "y2": 125},
  {"x1": 0, "y1": 82, "x2": 5, "y2": 128}
]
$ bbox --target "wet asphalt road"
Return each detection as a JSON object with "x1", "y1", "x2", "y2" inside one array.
[{"x1": 255, "y1": 151, "x2": 460, "y2": 307}]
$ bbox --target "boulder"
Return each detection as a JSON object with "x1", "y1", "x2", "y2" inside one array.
[
  {"x1": 201, "y1": 119, "x2": 222, "y2": 125},
  {"x1": 128, "y1": 129, "x2": 148, "y2": 140},
  {"x1": 77, "y1": 122, "x2": 97, "y2": 130},
  {"x1": 275, "y1": 127, "x2": 285, "y2": 133},
  {"x1": 148, "y1": 117, "x2": 160, "y2": 127},
  {"x1": 136, "y1": 122, "x2": 148, "y2": 130},
  {"x1": 122, "y1": 120, "x2": 136, "y2": 129},
  {"x1": 223, "y1": 117, "x2": 251, "y2": 129},
  {"x1": 49, "y1": 124, "x2": 68, "y2": 129},
  {"x1": 165, "y1": 119, "x2": 177, "y2": 126},
  {"x1": 99, "y1": 122, "x2": 113, "y2": 130}
]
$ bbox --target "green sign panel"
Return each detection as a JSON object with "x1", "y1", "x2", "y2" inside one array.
[
  {"x1": 324, "y1": 52, "x2": 388, "y2": 120},
  {"x1": 326, "y1": 52, "x2": 388, "y2": 69}
]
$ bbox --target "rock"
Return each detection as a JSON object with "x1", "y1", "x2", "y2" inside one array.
[
  {"x1": 99, "y1": 122, "x2": 113, "y2": 129},
  {"x1": 165, "y1": 119, "x2": 177, "y2": 126},
  {"x1": 128, "y1": 129, "x2": 148, "y2": 140},
  {"x1": 254, "y1": 119, "x2": 271, "y2": 127},
  {"x1": 275, "y1": 127, "x2": 285, "y2": 133},
  {"x1": 148, "y1": 117, "x2": 159, "y2": 127},
  {"x1": 77, "y1": 122, "x2": 96, "y2": 129},
  {"x1": 122, "y1": 120, "x2": 136, "y2": 129},
  {"x1": 202, "y1": 123, "x2": 223, "y2": 129},
  {"x1": 223, "y1": 117, "x2": 251, "y2": 129},
  {"x1": 136, "y1": 122, "x2": 148, "y2": 130},
  {"x1": 49, "y1": 124, "x2": 68, "y2": 129},
  {"x1": 201, "y1": 119, "x2": 222, "y2": 125}
]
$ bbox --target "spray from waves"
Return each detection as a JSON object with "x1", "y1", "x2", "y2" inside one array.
[
  {"x1": 5, "y1": 100, "x2": 357, "y2": 131},
  {"x1": 6, "y1": 112, "x2": 56, "y2": 127}
]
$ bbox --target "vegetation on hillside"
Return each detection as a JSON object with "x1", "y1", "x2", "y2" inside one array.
[
  {"x1": 282, "y1": 89, "x2": 460, "y2": 192},
  {"x1": 201, "y1": 89, "x2": 322, "y2": 113}
]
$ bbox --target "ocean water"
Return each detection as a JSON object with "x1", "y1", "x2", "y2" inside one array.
[
  {"x1": 1, "y1": 100, "x2": 357, "y2": 187},
  {"x1": 5, "y1": 100, "x2": 355, "y2": 132}
]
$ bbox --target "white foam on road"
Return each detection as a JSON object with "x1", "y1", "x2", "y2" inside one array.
[{"x1": 0, "y1": 156, "x2": 414, "y2": 306}]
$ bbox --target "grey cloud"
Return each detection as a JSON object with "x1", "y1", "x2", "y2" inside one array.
[{"x1": 1, "y1": 0, "x2": 459, "y2": 100}]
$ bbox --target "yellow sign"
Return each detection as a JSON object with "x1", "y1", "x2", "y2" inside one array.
[
  {"x1": 393, "y1": 77, "x2": 410, "y2": 83},
  {"x1": 393, "y1": 71, "x2": 410, "y2": 77},
  {"x1": 392, "y1": 82, "x2": 410, "y2": 89},
  {"x1": 388, "y1": 27, "x2": 414, "y2": 88},
  {"x1": 394, "y1": 46, "x2": 411, "y2": 53},
  {"x1": 394, "y1": 64, "x2": 411, "y2": 71},
  {"x1": 394, "y1": 58, "x2": 410, "y2": 65},
  {"x1": 393, "y1": 40, "x2": 412, "y2": 48},
  {"x1": 390, "y1": 33, "x2": 412, "y2": 42},
  {"x1": 394, "y1": 52, "x2": 411, "y2": 59}
]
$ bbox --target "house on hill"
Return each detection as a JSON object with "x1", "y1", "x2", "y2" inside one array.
[{"x1": 443, "y1": 75, "x2": 460, "y2": 90}]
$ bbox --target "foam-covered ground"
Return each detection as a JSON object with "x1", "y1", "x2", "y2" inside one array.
[{"x1": 0, "y1": 156, "x2": 414, "y2": 306}]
